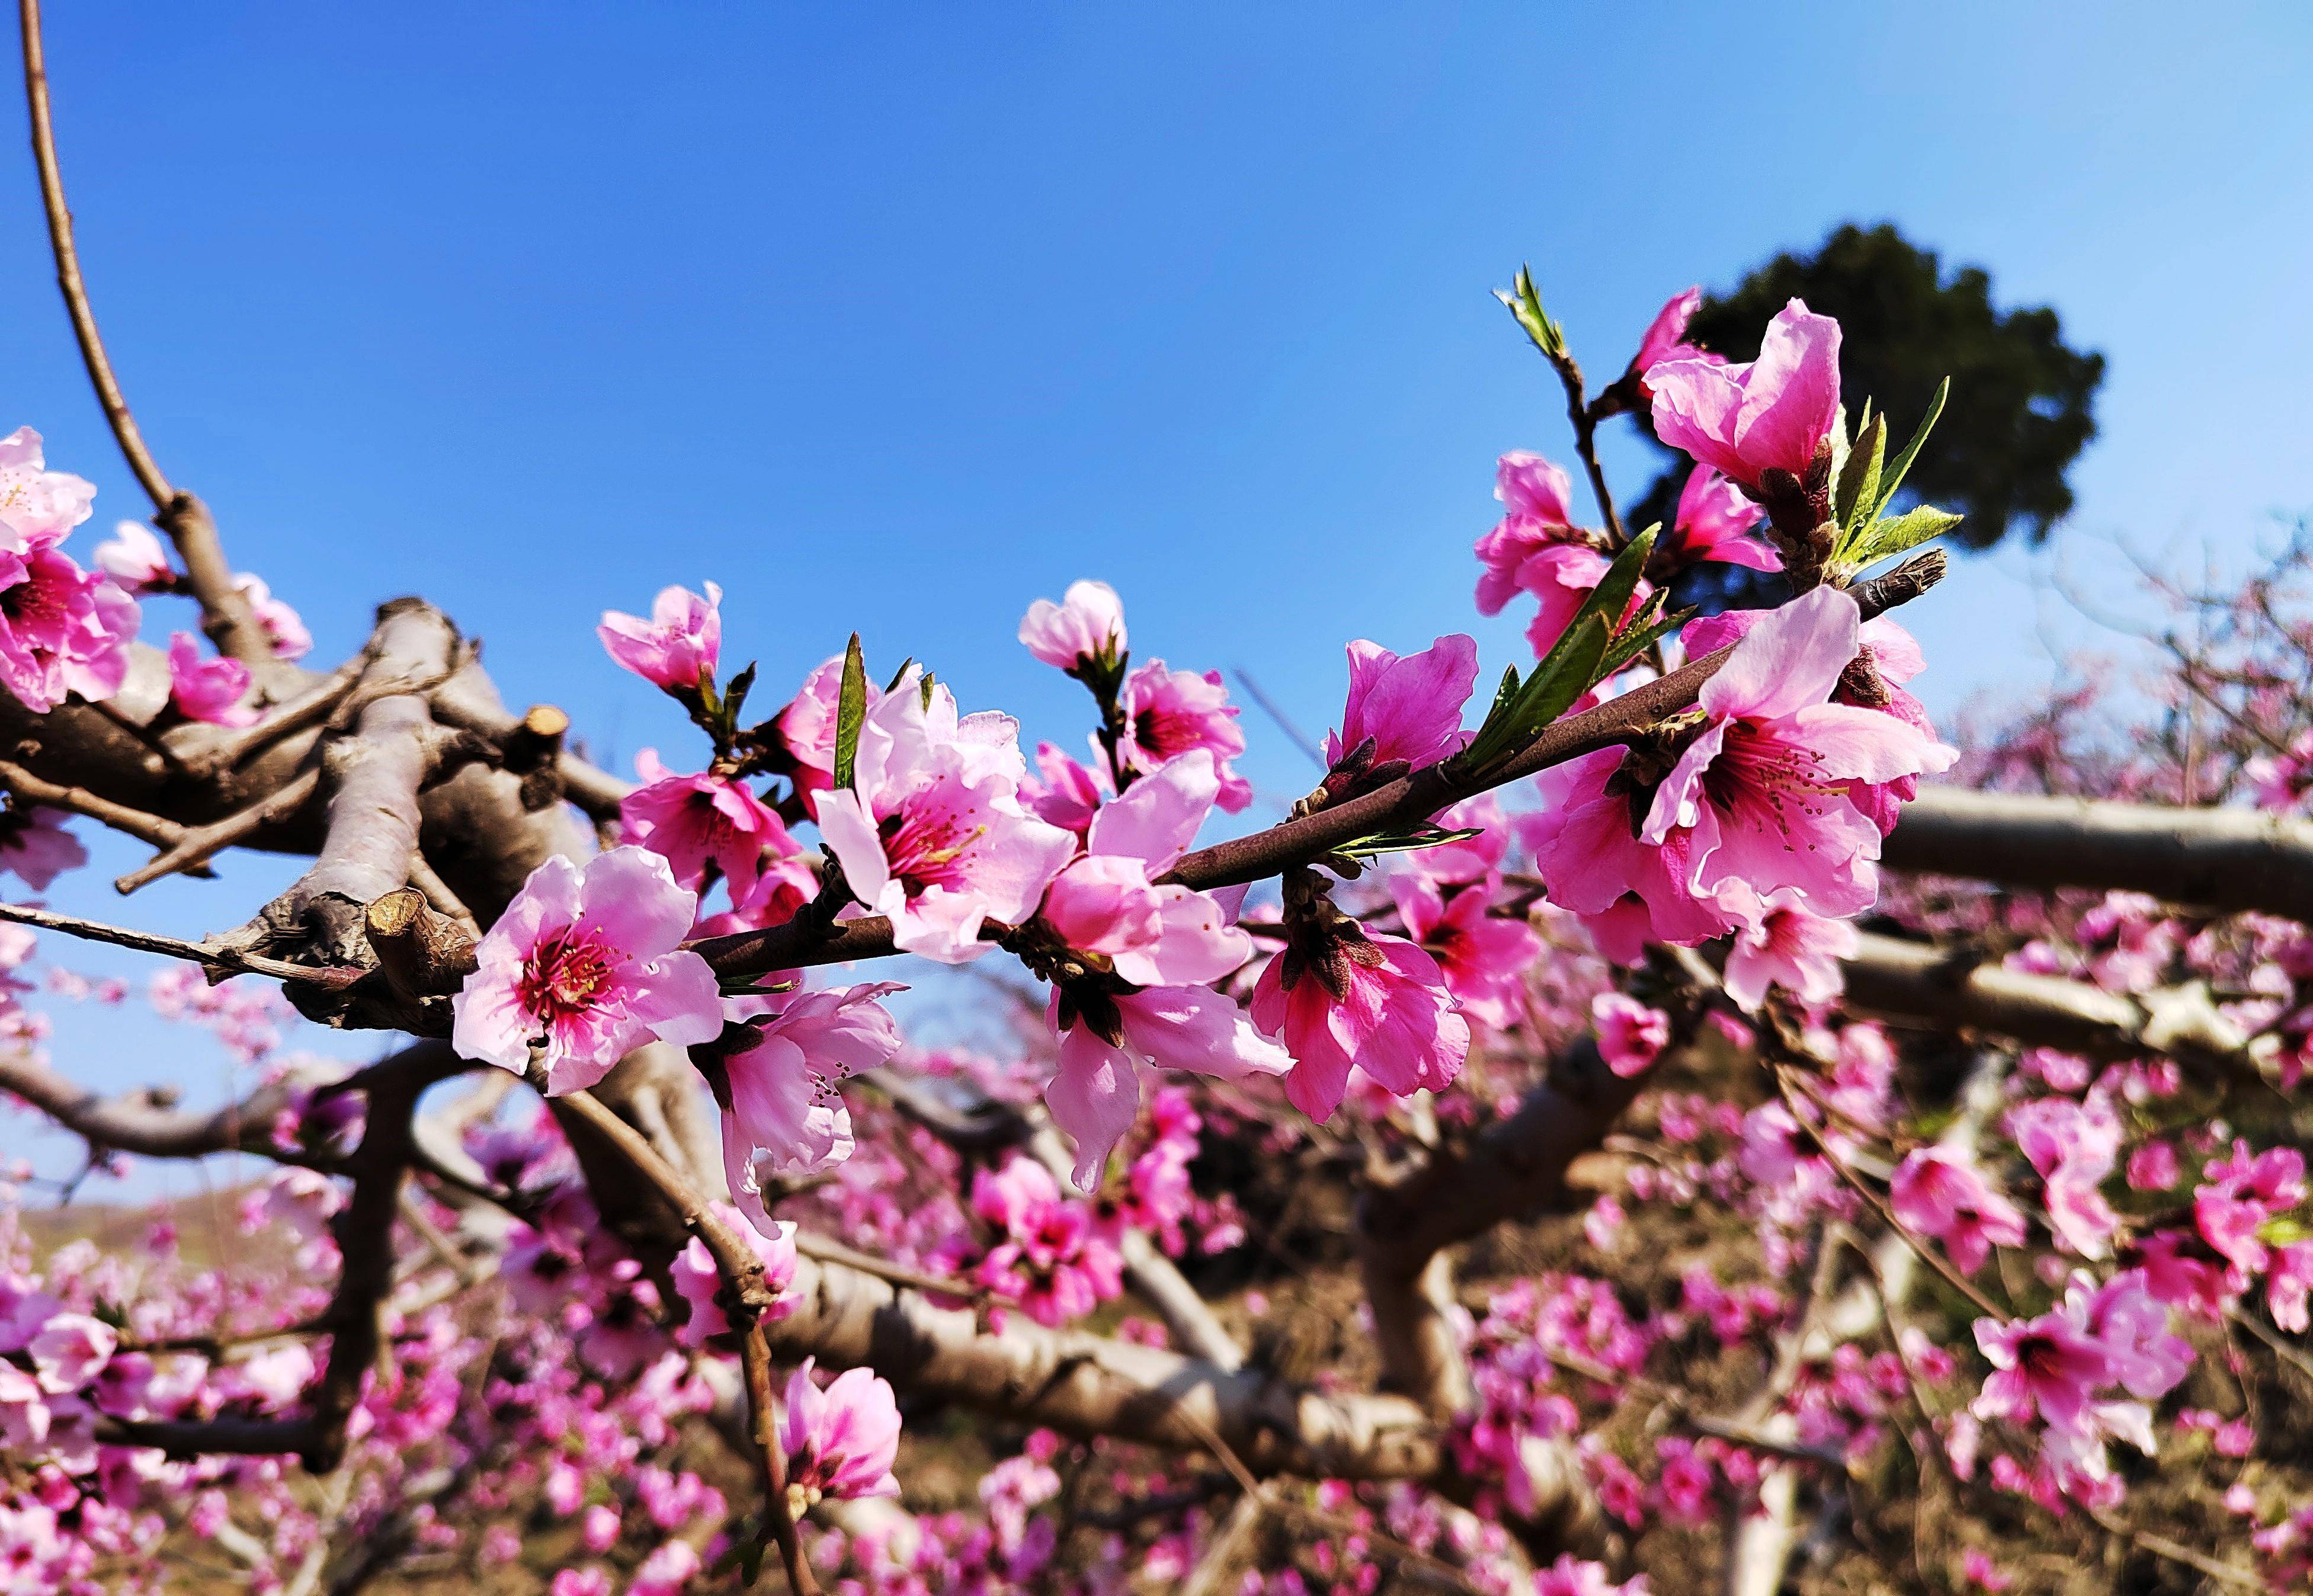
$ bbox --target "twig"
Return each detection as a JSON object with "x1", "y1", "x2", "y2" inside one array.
[
  {"x1": 20, "y1": 0, "x2": 270, "y2": 664},
  {"x1": 1232, "y1": 667, "x2": 1325, "y2": 770},
  {"x1": 0, "y1": 755, "x2": 207, "y2": 866},
  {"x1": 114, "y1": 767, "x2": 322, "y2": 894},
  {"x1": 0, "y1": 898, "x2": 362, "y2": 986}
]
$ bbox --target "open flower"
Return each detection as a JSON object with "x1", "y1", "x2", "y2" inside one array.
[
  {"x1": 783, "y1": 1360, "x2": 901, "y2": 1505},
  {"x1": 1476, "y1": 451, "x2": 1588, "y2": 617},
  {"x1": 1591, "y1": 992, "x2": 1669, "y2": 1078},
  {"x1": 1113, "y1": 660, "x2": 1251, "y2": 812},
  {"x1": 92, "y1": 521, "x2": 171, "y2": 592},
  {"x1": 1646, "y1": 298, "x2": 1842, "y2": 490},
  {"x1": 817, "y1": 673, "x2": 1076, "y2": 963},
  {"x1": 233, "y1": 574, "x2": 312, "y2": 661},
  {"x1": 1251, "y1": 928, "x2": 1468, "y2": 1122},
  {"x1": 0, "y1": 547, "x2": 137, "y2": 713},
  {"x1": 720, "y1": 982, "x2": 903, "y2": 1222},
  {"x1": 1019, "y1": 579, "x2": 1126, "y2": 671},
  {"x1": 1389, "y1": 872, "x2": 1537, "y2": 1030},
  {"x1": 1718, "y1": 883, "x2": 1857, "y2": 1010},
  {"x1": 1666, "y1": 465, "x2": 1778, "y2": 572},
  {"x1": 165, "y1": 632, "x2": 258, "y2": 727},
  {"x1": 0, "y1": 428, "x2": 95, "y2": 552},
  {"x1": 1045, "y1": 984, "x2": 1289, "y2": 1188},
  {"x1": 1322, "y1": 634, "x2": 1478, "y2": 774},
  {"x1": 0, "y1": 806, "x2": 86, "y2": 889},
  {"x1": 451, "y1": 847, "x2": 723, "y2": 1092},
  {"x1": 1891, "y1": 1148, "x2": 2026, "y2": 1273},
  {"x1": 597, "y1": 581, "x2": 721, "y2": 692},
  {"x1": 1644, "y1": 585, "x2": 1955, "y2": 917},
  {"x1": 620, "y1": 749, "x2": 796, "y2": 899}
]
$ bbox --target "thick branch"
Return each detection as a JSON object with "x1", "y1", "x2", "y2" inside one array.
[{"x1": 1886, "y1": 784, "x2": 2313, "y2": 921}]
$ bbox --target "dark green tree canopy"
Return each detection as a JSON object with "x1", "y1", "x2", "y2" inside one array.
[{"x1": 1636, "y1": 223, "x2": 2104, "y2": 557}]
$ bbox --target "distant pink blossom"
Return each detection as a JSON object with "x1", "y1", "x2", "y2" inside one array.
[
  {"x1": 2195, "y1": 1140, "x2": 2306, "y2": 1277},
  {"x1": 0, "y1": 428, "x2": 95, "y2": 552},
  {"x1": 1647, "y1": 298, "x2": 1843, "y2": 490},
  {"x1": 720, "y1": 982, "x2": 904, "y2": 1222},
  {"x1": 1113, "y1": 659, "x2": 1251, "y2": 812},
  {"x1": 451, "y1": 847, "x2": 723, "y2": 1093},
  {"x1": 783, "y1": 1359, "x2": 901, "y2": 1504},
  {"x1": 2008, "y1": 1095, "x2": 2123, "y2": 1258},
  {"x1": 1591, "y1": 992, "x2": 1669, "y2": 1077},
  {"x1": 165, "y1": 632, "x2": 258, "y2": 727},
  {"x1": 91, "y1": 521, "x2": 170, "y2": 591},
  {"x1": 816, "y1": 673, "x2": 1075, "y2": 963},
  {"x1": 597, "y1": 581, "x2": 721, "y2": 693},
  {"x1": 670, "y1": 1201, "x2": 796, "y2": 1348},
  {"x1": 1322, "y1": 634, "x2": 1478, "y2": 773},
  {"x1": 1018, "y1": 579, "x2": 1125, "y2": 670},
  {"x1": 1645, "y1": 586, "x2": 1954, "y2": 917},
  {"x1": 1475, "y1": 451, "x2": 1588, "y2": 617},
  {"x1": 1973, "y1": 1306, "x2": 2111, "y2": 1435},
  {"x1": 0, "y1": 547, "x2": 137, "y2": 713},
  {"x1": 967, "y1": 1156, "x2": 1124, "y2": 1325},
  {"x1": 1251, "y1": 931, "x2": 1468, "y2": 1121},
  {"x1": 0, "y1": 806, "x2": 86, "y2": 889},
  {"x1": 620, "y1": 749, "x2": 796, "y2": 899},
  {"x1": 1719, "y1": 884, "x2": 1857, "y2": 1010},
  {"x1": 1891, "y1": 1148, "x2": 2026, "y2": 1273},
  {"x1": 1535, "y1": 1553, "x2": 1651, "y2": 1596},
  {"x1": 233, "y1": 574, "x2": 312, "y2": 660},
  {"x1": 1388, "y1": 871, "x2": 1539, "y2": 1029}
]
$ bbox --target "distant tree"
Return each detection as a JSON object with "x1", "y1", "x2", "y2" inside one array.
[{"x1": 1633, "y1": 223, "x2": 2104, "y2": 595}]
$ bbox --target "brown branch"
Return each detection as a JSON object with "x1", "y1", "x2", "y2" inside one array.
[
  {"x1": 20, "y1": 0, "x2": 272, "y2": 666},
  {"x1": 1885, "y1": 784, "x2": 2313, "y2": 922},
  {"x1": 0, "y1": 755, "x2": 205, "y2": 864},
  {"x1": 0, "y1": 898, "x2": 364, "y2": 986},
  {"x1": 0, "y1": 1047, "x2": 335, "y2": 1159},
  {"x1": 114, "y1": 767, "x2": 321, "y2": 893}
]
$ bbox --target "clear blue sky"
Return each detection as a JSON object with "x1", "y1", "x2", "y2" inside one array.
[{"x1": 8, "y1": 2, "x2": 2312, "y2": 1191}]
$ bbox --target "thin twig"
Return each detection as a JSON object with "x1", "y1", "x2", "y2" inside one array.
[
  {"x1": 0, "y1": 755, "x2": 205, "y2": 864},
  {"x1": 1232, "y1": 667, "x2": 1325, "y2": 770},
  {"x1": 114, "y1": 767, "x2": 321, "y2": 893},
  {"x1": 0, "y1": 898, "x2": 361, "y2": 986}
]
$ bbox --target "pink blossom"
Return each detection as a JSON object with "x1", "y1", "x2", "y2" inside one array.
[
  {"x1": 2269, "y1": 1241, "x2": 2313, "y2": 1333},
  {"x1": 25, "y1": 1315, "x2": 113, "y2": 1392},
  {"x1": 1960, "y1": 1549, "x2": 2013, "y2": 1591},
  {"x1": 1528, "y1": 748, "x2": 1742, "y2": 954},
  {"x1": 1591, "y1": 992, "x2": 1668, "y2": 1078},
  {"x1": 782, "y1": 1359, "x2": 901, "y2": 1504},
  {"x1": 2195, "y1": 1140, "x2": 2306, "y2": 1276},
  {"x1": 1046, "y1": 985, "x2": 1289, "y2": 1188},
  {"x1": 1113, "y1": 659, "x2": 1251, "y2": 812},
  {"x1": 1475, "y1": 451, "x2": 1587, "y2": 617},
  {"x1": 967, "y1": 1157, "x2": 1124, "y2": 1325},
  {"x1": 597, "y1": 581, "x2": 721, "y2": 692},
  {"x1": 2072, "y1": 1270, "x2": 2191, "y2": 1400},
  {"x1": 0, "y1": 547, "x2": 137, "y2": 712},
  {"x1": 1647, "y1": 298, "x2": 1843, "y2": 490},
  {"x1": 670, "y1": 1201, "x2": 796, "y2": 1347},
  {"x1": 1645, "y1": 586, "x2": 1954, "y2": 916},
  {"x1": 0, "y1": 806, "x2": 86, "y2": 889},
  {"x1": 1718, "y1": 884, "x2": 1858, "y2": 1010},
  {"x1": 233, "y1": 574, "x2": 312, "y2": 660},
  {"x1": 1890, "y1": 1148, "x2": 2026, "y2": 1273},
  {"x1": 720, "y1": 983, "x2": 903, "y2": 1220},
  {"x1": 1517, "y1": 543, "x2": 1652, "y2": 659},
  {"x1": 579, "y1": 1505, "x2": 621, "y2": 1556},
  {"x1": 1321, "y1": 634, "x2": 1478, "y2": 773},
  {"x1": 1629, "y1": 286, "x2": 1715, "y2": 386},
  {"x1": 550, "y1": 1569, "x2": 610, "y2": 1596},
  {"x1": 164, "y1": 632, "x2": 258, "y2": 727},
  {"x1": 91, "y1": 521, "x2": 170, "y2": 592},
  {"x1": 1020, "y1": 741, "x2": 1109, "y2": 835},
  {"x1": 1040, "y1": 751, "x2": 1248, "y2": 988},
  {"x1": 1018, "y1": 579, "x2": 1126, "y2": 671},
  {"x1": 1388, "y1": 872, "x2": 1538, "y2": 1029},
  {"x1": 1535, "y1": 1553, "x2": 1651, "y2": 1596},
  {"x1": 1667, "y1": 465, "x2": 1778, "y2": 572},
  {"x1": 1406, "y1": 793, "x2": 1508, "y2": 885},
  {"x1": 1250, "y1": 931, "x2": 1469, "y2": 1121},
  {"x1": 620, "y1": 749, "x2": 797, "y2": 899},
  {"x1": 816, "y1": 674, "x2": 1076, "y2": 963},
  {"x1": 2008, "y1": 1095, "x2": 2123, "y2": 1258},
  {"x1": 1972, "y1": 1307, "x2": 2111, "y2": 1435},
  {"x1": 450, "y1": 847, "x2": 723, "y2": 1092},
  {"x1": 0, "y1": 429, "x2": 95, "y2": 552}
]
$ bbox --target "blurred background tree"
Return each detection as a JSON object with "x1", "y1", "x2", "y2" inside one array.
[{"x1": 1634, "y1": 223, "x2": 2106, "y2": 605}]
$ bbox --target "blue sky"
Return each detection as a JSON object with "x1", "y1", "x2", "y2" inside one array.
[{"x1": 7, "y1": 2, "x2": 2312, "y2": 1192}]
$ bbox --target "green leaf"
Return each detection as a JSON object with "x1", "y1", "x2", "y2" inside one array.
[
  {"x1": 1334, "y1": 824, "x2": 1487, "y2": 861},
  {"x1": 882, "y1": 657, "x2": 915, "y2": 694},
  {"x1": 1585, "y1": 523, "x2": 1657, "y2": 640},
  {"x1": 1869, "y1": 375, "x2": 1949, "y2": 523},
  {"x1": 1596, "y1": 593, "x2": 1691, "y2": 682},
  {"x1": 832, "y1": 633, "x2": 867, "y2": 792},
  {"x1": 1834, "y1": 410, "x2": 1885, "y2": 533},
  {"x1": 920, "y1": 670, "x2": 937, "y2": 711},
  {"x1": 1843, "y1": 504, "x2": 1962, "y2": 571},
  {"x1": 1494, "y1": 264, "x2": 1566, "y2": 360},
  {"x1": 721, "y1": 661, "x2": 757, "y2": 735}
]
